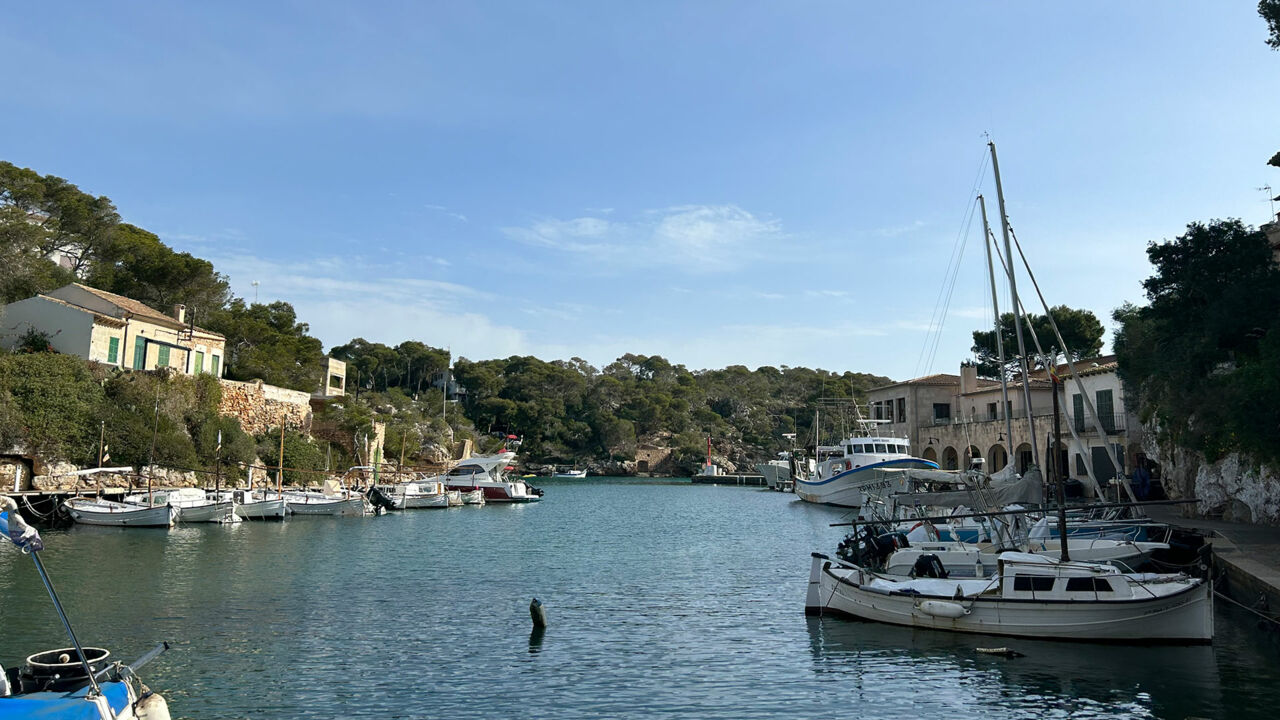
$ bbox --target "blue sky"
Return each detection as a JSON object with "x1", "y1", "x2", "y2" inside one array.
[{"x1": 5, "y1": 2, "x2": 1278, "y2": 380}]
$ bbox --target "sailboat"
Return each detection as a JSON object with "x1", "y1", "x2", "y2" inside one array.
[
  {"x1": 62, "y1": 468, "x2": 175, "y2": 528},
  {"x1": 804, "y1": 141, "x2": 1213, "y2": 642}
]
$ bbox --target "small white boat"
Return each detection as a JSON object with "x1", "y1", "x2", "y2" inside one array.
[
  {"x1": 221, "y1": 489, "x2": 288, "y2": 520},
  {"x1": 386, "y1": 478, "x2": 451, "y2": 509},
  {"x1": 62, "y1": 497, "x2": 176, "y2": 528},
  {"x1": 806, "y1": 551, "x2": 1212, "y2": 643},
  {"x1": 445, "y1": 489, "x2": 463, "y2": 507},
  {"x1": 283, "y1": 479, "x2": 366, "y2": 516},
  {"x1": 460, "y1": 489, "x2": 485, "y2": 505},
  {"x1": 552, "y1": 468, "x2": 587, "y2": 479},
  {"x1": 124, "y1": 487, "x2": 238, "y2": 524}
]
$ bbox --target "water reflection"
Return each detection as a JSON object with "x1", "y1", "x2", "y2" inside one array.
[{"x1": 805, "y1": 616, "x2": 1223, "y2": 718}]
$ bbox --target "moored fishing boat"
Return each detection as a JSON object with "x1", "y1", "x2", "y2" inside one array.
[
  {"x1": 62, "y1": 497, "x2": 175, "y2": 528},
  {"x1": 794, "y1": 435, "x2": 938, "y2": 508},
  {"x1": 123, "y1": 487, "x2": 238, "y2": 524},
  {"x1": 224, "y1": 489, "x2": 288, "y2": 520},
  {"x1": 283, "y1": 479, "x2": 366, "y2": 516},
  {"x1": 805, "y1": 551, "x2": 1212, "y2": 643},
  {"x1": 459, "y1": 489, "x2": 485, "y2": 505},
  {"x1": 552, "y1": 468, "x2": 587, "y2": 479},
  {"x1": 385, "y1": 477, "x2": 451, "y2": 509}
]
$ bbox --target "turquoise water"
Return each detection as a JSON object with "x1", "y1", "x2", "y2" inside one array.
[{"x1": 2, "y1": 479, "x2": 1278, "y2": 719}]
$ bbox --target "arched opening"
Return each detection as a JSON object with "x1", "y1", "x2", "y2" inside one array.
[
  {"x1": 922, "y1": 446, "x2": 938, "y2": 463},
  {"x1": 1014, "y1": 442, "x2": 1033, "y2": 474},
  {"x1": 942, "y1": 446, "x2": 959, "y2": 471},
  {"x1": 986, "y1": 444, "x2": 1008, "y2": 473},
  {"x1": 965, "y1": 445, "x2": 982, "y2": 470}
]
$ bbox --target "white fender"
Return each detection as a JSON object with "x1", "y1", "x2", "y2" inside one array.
[
  {"x1": 916, "y1": 600, "x2": 969, "y2": 619},
  {"x1": 135, "y1": 692, "x2": 171, "y2": 720}
]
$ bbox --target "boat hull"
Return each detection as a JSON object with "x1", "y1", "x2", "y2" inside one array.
[
  {"x1": 63, "y1": 499, "x2": 176, "y2": 528},
  {"x1": 175, "y1": 500, "x2": 238, "y2": 523},
  {"x1": 235, "y1": 498, "x2": 288, "y2": 520},
  {"x1": 284, "y1": 495, "x2": 366, "y2": 516},
  {"x1": 394, "y1": 493, "x2": 450, "y2": 509},
  {"x1": 795, "y1": 459, "x2": 936, "y2": 508},
  {"x1": 806, "y1": 555, "x2": 1213, "y2": 643}
]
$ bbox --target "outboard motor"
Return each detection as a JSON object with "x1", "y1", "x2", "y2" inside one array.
[
  {"x1": 365, "y1": 485, "x2": 396, "y2": 512},
  {"x1": 910, "y1": 553, "x2": 949, "y2": 579}
]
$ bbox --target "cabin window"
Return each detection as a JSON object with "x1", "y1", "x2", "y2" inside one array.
[
  {"x1": 847, "y1": 445, "x2": 854, "y2": 455},
  {"x1": 874, "y1": 443, "x2": 887, "y2": 453},
  {"x1": 1013, "y1": 576, "x2": 1055, "y2": 592},
  {"x1": 1065, "y1": 577, "x2": 1113, "y2": 593}
]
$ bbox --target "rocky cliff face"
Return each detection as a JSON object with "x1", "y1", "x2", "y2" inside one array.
[{"x1": 1147, "y1": 433, "x2": 1280, "y2": 525}]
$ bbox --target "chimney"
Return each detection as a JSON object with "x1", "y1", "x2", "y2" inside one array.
[
  {"x1": 960, "y1": 364, "x2": 977, "y2": 395},
  {"x1": 172, "y1": 304, "x2": 186, "y2": 324}
]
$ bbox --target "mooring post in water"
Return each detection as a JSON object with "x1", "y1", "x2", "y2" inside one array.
[{"x1": 530, "y1": 597, "x2": 547, "y2": 628}]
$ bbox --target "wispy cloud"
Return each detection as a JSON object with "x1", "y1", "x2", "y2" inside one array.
[
  {"x1": 501, "y1": 204, "x2": 783, "y2": 273},
  {"x1": 425, "y1": 204, "x2": 468, "y2": 222}
]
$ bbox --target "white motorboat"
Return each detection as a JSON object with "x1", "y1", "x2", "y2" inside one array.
[
  {"x1": 385, "y1": 478, "x2": 451, "y2": 509},
  {"x1": 460, "y1": 489, "x2": 485, "y2": 505},
  {"x1": 805, "y1": 551, "x2": 1212, "y2": 643},
  {"x1": 552, "y1": 468, "x2": 588, "y2": 479},
  {"x1": 881, "y1": 536, "x2": 1170, "y2": 578},
  {"x1": 283, "y1": 479, "x2": 366, "y2": 516},
  {"x1": 755, "y1": 456, "x2": 793, "y2": 491},
  {"x1": 62, "y1": 497, "x2": 176, "y2": 528},
  {"x1": 794, "y1": 435, "x2": 938, "y2": 508},
  {"x1": 445, "y1": 489, "x2": 463, "y2": 507},
  {"x1": 444, "y1": 452, "x2": 544, "y2": 503},
  {"x1": 123, "y1": 487, "x2": 238, "y2": 524}
]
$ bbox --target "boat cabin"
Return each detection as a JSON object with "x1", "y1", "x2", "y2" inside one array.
[{"x1": 997, "y1": 553, "x2": 1144, "y2": 601}]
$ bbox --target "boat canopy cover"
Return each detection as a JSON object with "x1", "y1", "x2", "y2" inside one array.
[
  {"x1": 0, "y1": 680, "x2": 131, "y2": 720},
  {"x1": 889, "y1": 466, "x2": 1045, "y2": 508}
]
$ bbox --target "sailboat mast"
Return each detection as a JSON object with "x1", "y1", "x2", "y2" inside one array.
[
  {"x1": 278, "y1": 423, "x2": 285, "y2": 494},
  {"x1": 978, "y1": 194, "x2": 1016, "y2": 457},
  {"x1": 988, "y1": 141, "x2": 1039, "y2": 467}
]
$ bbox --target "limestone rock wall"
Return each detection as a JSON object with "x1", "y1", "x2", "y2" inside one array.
[
  {"x1": 219, "y1": 379, "x2": 313, "y2": 436},
  {"x1": 1146, "y1": 431, "x2": 1280, "y2": 525}
]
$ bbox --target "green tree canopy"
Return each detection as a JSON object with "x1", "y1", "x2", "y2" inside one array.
[
  {"x1": 206, "y1": 300, "x2": 325, "y2": 392},
  {"x1": 87, "y1": 223, "x2": 231, "y2": 318},
  {"x1": 970, "y1": 305, "x2": 1104, "y2": 379},
  {"x1": 1262, "y1": 0, "x2": 1280, "y2": 49},
  {"x1": 1114, "y1": 218, "x2": 1280, "y2": 463}
]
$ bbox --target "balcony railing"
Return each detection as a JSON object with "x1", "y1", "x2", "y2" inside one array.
[{"x1": 922, "y1": 412, "x2": 1127, "y2": 435}]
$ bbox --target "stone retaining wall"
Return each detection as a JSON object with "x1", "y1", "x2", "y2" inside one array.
[{"x1": 219, "y1": 378, "x2": 313, "y2": 436}]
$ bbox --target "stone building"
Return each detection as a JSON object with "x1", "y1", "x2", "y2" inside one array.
[
  {"x1": 0, "y1": 283, "x2": 225, "y2": 376},
  {"x1": 868, "y1": 356, "x2": 1137, "y2": 494},
  {"x1": 313, "y1": 356, "x2": 347, "y2": 399}
]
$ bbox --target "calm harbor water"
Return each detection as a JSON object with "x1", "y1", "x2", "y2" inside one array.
[{"x1": 2, "y1": 479, "x2": 1279, "y2": 719}]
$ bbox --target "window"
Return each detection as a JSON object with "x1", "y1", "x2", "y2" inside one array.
[
  {"x1": 1096, "y1": 389, "x2": 1115, "y2": 433},
  {"x1": 1013, "y1": 575, "x2": 1055, "y2": 592},
  {"x1": 157, "y1": 345, "x2": 170, "y2": 368},
  {"x1": 1072, "y1": 393, "x2": 1085, "y2": 432},
  {"x1": 1065, "y1": 577, "x2": 1113, "y2": 592},
  {"x1": 846, "y1": 445, "x2": 854, "y2": 455},
  {"x1": 895, "y1": 397, "x2": 906, "y2": 423},
  {"x1": 987, "y1": 402, "x2": 997, "y2": 420},
  {"x1": 107, "y1": 337, "x2": 119, "y2": 364},
  {"x1": 133, "y1": 337, "x2": 147, "y2": 370},
  {"x1": 933, "y1": 403, "x2": 951, "y2": 422},
  {"x1": 211, "y1": 355, "x2": 220, "y2": 376},
  {"x1": 874, "y1": 443, "x2": 887, "y2": 453},
  {"x1": 329, "y1": 374, "x2": 342, "y2": 388},
  {"x1": 194, "y1": 351, "x2": 204, "y2": 374}
]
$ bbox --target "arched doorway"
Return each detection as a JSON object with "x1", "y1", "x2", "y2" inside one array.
[
  {"x1": 986, "y1": 444, "x2": 1008, "y2": 473},
  {"x1": 965, "y1": 445, "x2": 982, "y2": 470},
  {"x1": 943, "y1": 446, "x2": 959, "y2": 471},
  {"x1": 1014, "y1": 442, "x2": 1033, "y2": 474},
  {"x1": 922, "y1": 446, "x2": 938, "y2": 463}
]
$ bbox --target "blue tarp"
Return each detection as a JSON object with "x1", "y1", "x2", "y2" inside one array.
[{"x1": 0, "y1": 680, "x2": 130, "y2": 720}]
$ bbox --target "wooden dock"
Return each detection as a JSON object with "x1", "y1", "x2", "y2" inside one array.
[{"x1": 690, "y1": 474, "x2": 767, "y2": 487}]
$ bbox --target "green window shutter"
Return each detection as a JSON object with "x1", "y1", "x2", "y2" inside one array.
[
  {"x1": 1096, "y1": 390, "x2": 1115, "y2": 433},
  {"x1": 107, "y1": 337, "x2": 119, "y2": 364},
  {"x1": 1072, "y1": 393, "x2": 1084, "y2": 433},
  {"x1": 157, "y1": 345, "x2": 170, "y2": 368},
  {"x1": 211, "y1": 355, "x2": 220, "y2": 376},
  {"x1": 194, "y1": 351, "x2": 204, "y2": 374},
  {"x1": 133, "y1": 337, "x2": 147, "y2": 370}
]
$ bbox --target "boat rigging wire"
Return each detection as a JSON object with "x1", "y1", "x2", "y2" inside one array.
[{"x1": 914, "y1": 148, "x2": 989, "y2": 379}]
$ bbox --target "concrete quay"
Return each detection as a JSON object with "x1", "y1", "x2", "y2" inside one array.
[{"x1": 1147, "y1": 505, "x2": 1280, "y2": 629}]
